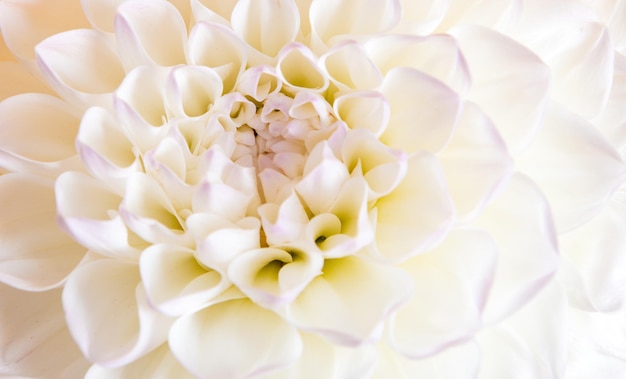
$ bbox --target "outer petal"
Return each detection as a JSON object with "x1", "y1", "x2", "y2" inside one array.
[
  {"x1": 0, "y1": 284, "x2": 90, "y2": 378},
  {"x1": 0, "y1": 61, "x2": 52, "y2": 101},
  {"x1": 475, "y1": 173, "x2": 559, "y2": 323},
  {"x1": 517, "y1": 103, "x2": 626, "y2": 232},
  {"x1": 450, "y1": 25, "x2": 550, "y2": 154},
  {"x1": 389, "y1": 229, "x2": 496, "y2": 358},
  {"x1": 63, "y1": 259, "x2": 173, "y2": 367},
  {"x1": 169, "y1": 298, "x2": 302, "y2": 379},
  {"x1": 283, "y1": 255, "x2": 413, "y2": 346},
  {"x1": 36, "y1": 29, "x2": 124, "y2": 110},
  {"x1": 320, "y1": 41, "x2": 383, "y2": 91},
  {"x1": 0, "y1": 173, "x2": 85, "y2": 290},
  {"x1": 0, "y1": 94, "x2": 82, "y2": 177},
  {"x1": 115, "y1": 0, "x2": 187, "y2": 70},
  {"x1": 81, "y1": 0, "x2": 129, "y2": 32},
  {"x1": 380, "y1": 67, "x2": 461, "y2": 154},
  {"x1": 393, "y1": 0, "x2": 451, "y2": 35},
  {"x1": 231, "y1": 0, "x2": 300, "y2": 57},
  {"x1": 373, "y1": 152, "x2": 455, "y2": 263},
  {"x1": 438, "y1": 102, "x2": 514, "y2": 223}
]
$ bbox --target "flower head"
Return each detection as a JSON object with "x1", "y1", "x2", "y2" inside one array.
[{"x1": 1, "y1": 0, "x2": 626, "y2": 378}]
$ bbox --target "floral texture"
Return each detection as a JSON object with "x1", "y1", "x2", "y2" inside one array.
[{"x1": 1, "y1": 0, "x2": 626, "y2": 378}]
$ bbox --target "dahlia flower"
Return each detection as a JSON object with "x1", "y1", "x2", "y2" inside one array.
[{"x1": 1, "y1": 0, "x2": 625, "y2": 378}]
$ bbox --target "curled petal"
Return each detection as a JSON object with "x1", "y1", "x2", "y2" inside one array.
[
  {"x1": 36, "y1": 29, "x2": 124, "y2": 109},
  {"x1": 236, "y1": 65, "x2": 282, "y2": 102},
  {"x1": 320, "y1": 41, "x2": 383, "y2": 90},
  {"x1": 165, "y1": 65, "x2": 223, "y2": 118},
  {"x1": 115, "y1": 0, "x2": 187, "y2": 69},
  {"x1": 393, "y1": 0, "x2": 450, "y2": 35},
  {"x1": 450, "y1": 25, "x2": 550, "y2": 154},
  {"x1": 231, "y1": 0, "x2": 300, "y2": 57},
  {"x1": 0, "y1": 284, "x2": 89, "y2": 378},
  {"x1": 476, "y1": 173, "x2": 559, "y2": 323},
  {"x1": 63, "y1": 259, "x2": 173, "y2": 367},
  {"x1": 373, "y1": 153, "x2": 455, "y2": 263},
  {"x1": 284, "y1": 255, "x2": 413, "y2": 346},
  {"x1": 438, "y1": 102, "x2": 514, "y2": 222},
  {"x1": 56, "y1": 171, "x2": 140, "y2": 260},
  {"x1": 380, "y1": 67, "x2": 462, "y2": 154},
  {"x1": 259, "y1": 191, "x2": 309, "y2": 245},
  {"x1": 333, "y1": 90, "x2": 390, "y2": 137},
  {"x1": 389, "y1": 229, "x2": 496, "y2": 358},
  {"x1": 190, "y1": 0, "x2": 238, "y2": 26},
  {"x1": 0, "y1": 94, "x2": 82, "y2": 177},
  {"x1": 517, "y1": 103, "x2": 626, "y2": 232},
  {"x1": 140, "y1": 244, "x2": 229, "y2": 316},
  {"x1": 228, "y1": 246, "x2": 323, "y2": 309},
  {"x1": 188, "y1": 21, "x2": 248, "y2": 92},
  {"x1": 81, "y1": 0, "x2": 130, "y2": 32},
  {"x1": 170, "y1": 298, "x2": 302, "y2": 378},
  {"x1": 277, "y1": 43, "x2": 328, "y2": 93},
  {"x1": 0, "y1": 173, "x2": 85, "y2": 290}
]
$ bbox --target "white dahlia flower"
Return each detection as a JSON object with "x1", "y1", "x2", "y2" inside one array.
[{"x1": 1, "y1": 0, "x2": 626, "y2": 378}]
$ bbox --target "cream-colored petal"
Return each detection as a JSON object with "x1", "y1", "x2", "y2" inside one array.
[
  {"x1": 190, "y1": 0, "x2": 238, "y2": 25},
  {"x1": 0, "y1": 173, "x2": 85, "y2": 291},
  {"x1": 380, "y1": 67, "x2": 461, "y2": 154},
  {"x1": 373, "y1": 153, "x2": 455, "y2": 263},
  {"x1": 258, "y1": 191, "x2": 309, "y2": 245},
  {"x1": 140, "y1": 244, "x2": 229, "y2": 316},
  {"x1": 56, "y1": 171, "x2": 140, "y2": 260},
  {"x1": 0, "y1": 0, "x2": 89, "y2": 62},
  {"x1": 284, "y1": 255, "x2": 413, "y2": 346},
  {"x1": 393, "y1": 0, "x2": 450, "y2": 35},
  {"x1": 475, "y1": 174, "x2": 559, "y2": 324},
  {"x1": 320, "y1": 41, "x2": 382, "y2": 91},
  {"x1": 85, "y1": 343, "x2": 195, "y2": 379},
  {"x1": 81, "y1": 0, "x2": 128, "y2": 32},
  {"x1": 389, "y1": 229, "x2": 496, "y2": 358},
  {"x1": 450, "y1": 25, "x2": 550, "y2": 154},
  {"x1": 63, "y1": 259, "x2": 173, "y2": 367},
  {"x1": 165, "y1": 65, "x2": 223, "y2": 118},
  {"x1": 438, "y1": 102, "x2": 514, "y2": 223},
  {"x1": 517, "y1": 103, "x2": 626, "y2": 232},
  {"x1": 115, "y1": 0, "x2": 187, "y2": 69},
  {"x1": 594, "y1": 53, "x2": 626, "y2": 153},
  {"x1": 231, "y1": 0, "x2": 300, "y2": 57},
  {"x1": 438, "y1": 0, "x2": 522, "y2": 32},
  {"x1": 0, "y1": 284, "x2": 89, "y2": 378},
  {"x1": 169, "y1": 298, "x2": 302, "y2": 378},
  {"x1": 228, "y1": 246, "x2": 323, "y2": 309},
  {"x1": 333, "y1": 90, "x2": 390, "y2": 137},
  {"x1": 277, "y1": 43, "x2": 328, "y2": 93},
  {"x1": 36, "y1": 29, "x2": 124, "y2": 110},
  {"x1": 0, "y1": 93, "x2": 82, "y2": 177},
  {"x1": 365, "y1": 34, "x2": 470, "y2": 95},
  {"x1": 0, "y1": 61, "x2": 52, "y2": 101},
  {"x1": 188, "y1": 21, "x2": 248, "y2": 93},
  {"x1": 236, "y1": 65, "x2": 282, "y2": 102}
]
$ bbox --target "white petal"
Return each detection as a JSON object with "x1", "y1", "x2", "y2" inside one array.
[
  {"x1": 309, "y1": 0, "x2": 401, "y2": 43},
  {"x1": 36, "y1": 29, "x2": 124, "y2": 110},
  {"x1": 258, "y1": 191, "x2": 309, "y2": 245},
  {"x1": 0, "y1": 61, "x2": 53, "y2": 101},
  {"x1": 63, "y1": 259, "x2": 173, "y2": 367},
  {"x1": 0, "y1": 173, "x2": 85, "y2": 291},
  {"x1": 231, "y1": 0, "x2": 300, "y2": 57},
  {"x1": 140, "y1": 244, "x2": 229, "y2": 316},
  {"x1": 438, "y1": 102, "x2": 514, "y2": 222},
  {"x1": 333, "y1": 90, "x2": 390, "y2": 137},
  {"x1": 169, "y1": 298, "x2": 302, "y2": 378},
  {"x1": 517, "y1": 103, "x2": 626, "y2": 232},
  {"x1": 165, "y1": 65, "x2": 223, "y2": 118},
  {"x1": 0, "y1": 284, "x2": 89, "y2": 378},
  {"x1": 284, "y1": 255, "x2": 413, "y2": 346},
  {"x1": 320, "y1": 41, "x2": 383, "y2": 90},
  {"x1": 450, "y1": 25, "x2": 550, "y2": 154},
  {"x1": 389, "y1": 229, "x2": 496, "y2": 358},
  {"x1": 115, "y1": 0, "x2": 187, "y2": 69},
  {"x1": 373, "y1": 153, "x2": 455, "y2": 263},
  {"x1": 190, "y1": 0, "x2": 238, "y2": 25},
  {"x1": 236, "y1": 65, "x2": 282, "y2": 102},
  {"x1": 56, "y1": 171, "x2": 140, "y2": 260},
  {"x1": 85, "y1": 343, "x2": 195, "y2": 379},
  {"x1": 0, "y1": 94, "x2": 82, "y2": 177},
  {"x1": 188, "y1": 21, "x2": 248, "y2": 92},
  {"x1": 475, "y1": 174, "x2": 559, "y2": 323},
  {"x1": 81, "y1": 0, "x2": 129, "y2": 32},
  {"x1": 380, "y1": 67, "x2": 461, "y2": 154},
  {"x1": 594, "y1": 53, "x2": 626, "y2": 153},
  {"x1": 277, "y1": 43, "x2": 328, "y2": 93},
  {"x1": 366, "y1": 34, "x2": 470, "y2": 95},
  {"x1": 393, "y1": 0, "x2": 450, "y2": 35}
]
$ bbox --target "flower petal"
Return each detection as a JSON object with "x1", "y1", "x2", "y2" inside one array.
[
  {"x1": 277, "y1": 43, "x2": 328, "y2": 93},
  {"x1": 63, "y1": 259, "x2": 173, "y2": 367},
  {"x1": 380, "y1": 67, "x2": 462, "y2": 154},
  {"x1": 0, "y1": 173, "x2": 85, "y2": 290},
  {"x1": 81, "y1": 0, "x2": 129, "y2": 32},
  {"x1": 36, "y1": 29, "x2": 124, "y2": 110},
  {"x1": 373, "y1": 152, "x2": 455, "y2": 263},
  {"x1": 517, "y1": 103, "x2": 626, "y2": 232},
  {"x1": 284, "y1": 255, "x2": 413, "y2": 346},
  {"x1": 231, "y1": 0, "x2": 300, "y2": 57},
  {"x1": 320, "y1": 41, "x2": 383, "y2": 91},
  {"x1": 450, "y1": 25, "x2": 550, "y2": 154},
  {"x1": 0, "y1": 61, "x2": 52, "y2": 101},
  {"x1": 115, "y1": 0, "x2": 187, "y2": 69},
  {"x1": 165, "y1": 65, "x2": 223, "y2": 118},
  {"x1": 475, "y1": 173, "x2": 559, "y2": 323},
  {"x1": 0, "y1": 283, "x2": 90, "y2": 378},
  {"x1": 169, "y1": 298, "x2": 302, "y2": 378},
  {"x1": 438, "y1": 102, "x2": 514, "y2": 222},
  {"x1": 333, "y1": 90, "x2": 390, "y2": 137},
  {"x1": 389, "y1": 229, "x2": 496, "y2": 358}
]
